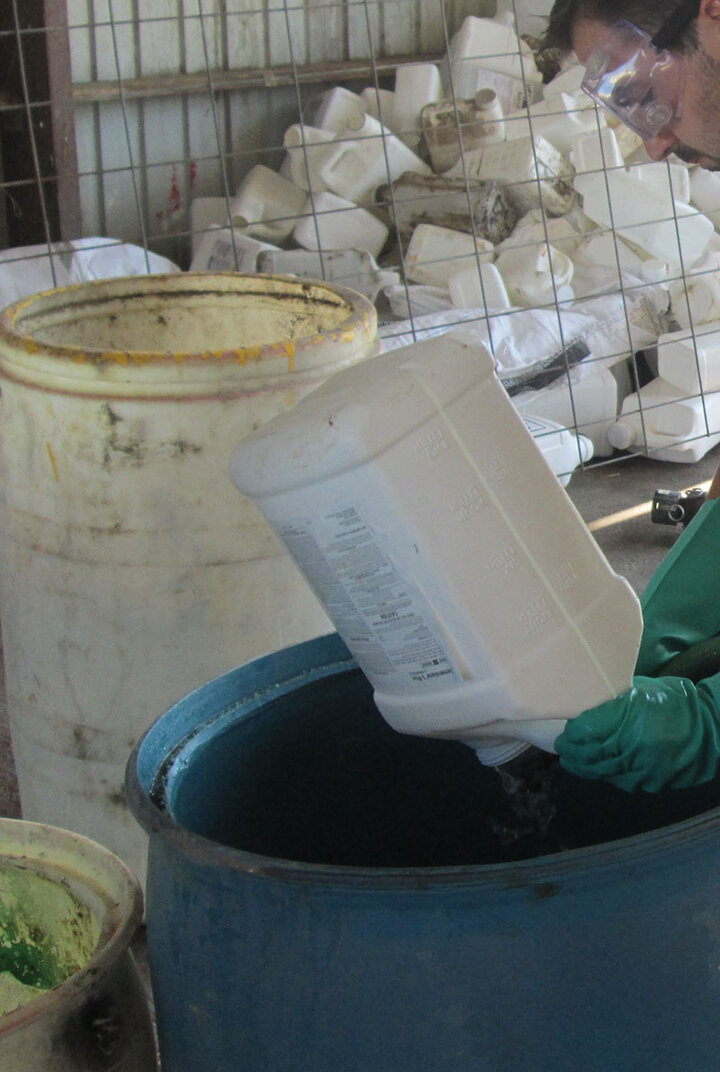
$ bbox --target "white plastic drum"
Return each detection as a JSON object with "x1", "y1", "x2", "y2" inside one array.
[{"x1": 0, "y1": 272, "x2": 379, "y2": 882}]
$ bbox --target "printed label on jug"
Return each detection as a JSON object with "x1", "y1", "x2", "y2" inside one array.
[{"x1": 279, "y1": 505, "x2": 461, "y2": 690}]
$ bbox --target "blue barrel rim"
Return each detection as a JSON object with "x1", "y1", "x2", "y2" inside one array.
[{"x1": 125, "y1": 633, "x2": 720, "y2": 890}]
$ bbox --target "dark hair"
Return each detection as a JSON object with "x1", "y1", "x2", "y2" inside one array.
[{"x1": 543, "y1": 0, "x2": 699, "y2": 52}]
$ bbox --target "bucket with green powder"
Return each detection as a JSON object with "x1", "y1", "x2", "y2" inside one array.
[{"x1": 0, "y1": 818, "x2": 157, "y2": 1071}]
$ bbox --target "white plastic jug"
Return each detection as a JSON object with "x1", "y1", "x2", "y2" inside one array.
[
  {"x1": 392, "y1": 62, "x2": 442, "y2": 148},
  {"x1": 230, "y1": 165, "x2": 306, "y2": 242},
  {"x1": 690, "y1": 167, "x2": 720, "y2": 229},
  {"x1": 628, "y1": 160, "x2": 691, "y2": 204},
  {"x1": 575, "y1": 170, "x2": 714, "y2": 267},
  {"x1": 505, "y1": 93, "x2": 603, "y2": 155},
  {"x1": 421, "y1": 92, "x2": 505, "y2": 173},
  {"x1": 569, "y1": 126, "x2": 624, "y2": 174},
  {"x1": 280, "y1": 124, "x2": 335, "y2": 194},
  {"x1": 189, "y1": 227, "x2": 278, "y2": 272},
  {"x1": 448, "y1": 261, "x2": 510, "y2": 310},
  {"x1": 609, "y1": 375, "x2": 720, "y2": 461},
  {"x1": 313, "y1": 86, "x2": 367, "y2": 132},
  {"x1": 657, "y1": 321, "x2": 720, "y2": 392},
  {"x1": 318, "y1": 113, "x2": 430, "y2": 205},
  {"x1": 448, "y1": 16, "x2": 542, "y2": 100},
  {"x1": 257, "y1": 247, "x2": 399, "y2": 302},
  {"x1": 230, "y1": 331, "x2": 643, "y2": 765},
  {"x1": 293, "y1": 191, "x2": 389, "y2": 258},
  {"x1": 405, "y1": 224, "x2": 494, "y2": 287},
  {"x1": 667, "y1": 252, "x2": 720, "y2": 329},
  {"x1": 513, "y1": 364, "x2": 625, "y2": 457},
  {"x1": 495, "y1": 242, "x2": 574, "y2": 306},
  {"x1": 522, "y1": 413, "x2": 594, "y2": 485}
]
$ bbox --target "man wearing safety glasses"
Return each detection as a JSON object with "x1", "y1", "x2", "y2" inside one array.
[
  {"x1": 544, "y1": 0, "x2": 720, "y2": 168},
  {"x1": 538, "y1": 0, "x2": 720, "y2": 792}
]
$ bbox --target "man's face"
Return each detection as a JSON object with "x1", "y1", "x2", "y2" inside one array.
[{"x1": 574, "y1": 16, "x2": 720, "y2": 169}]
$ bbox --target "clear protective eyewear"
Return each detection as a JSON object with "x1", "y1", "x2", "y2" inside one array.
[{"x1": 581, "y1": 19, "x2": 685, "y2": 139}]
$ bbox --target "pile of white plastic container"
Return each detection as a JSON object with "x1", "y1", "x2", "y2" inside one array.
[{"x1": 189, "y1": 12, "x2": 720, "y2": 472}]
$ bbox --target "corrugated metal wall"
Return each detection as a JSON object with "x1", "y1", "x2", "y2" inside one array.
[
  {"x1": 5, "y1": 0, "x2": 720, "y2": 478},
  {"x1": 61, "y1": 0, "x2": 491, "y2": 263}
]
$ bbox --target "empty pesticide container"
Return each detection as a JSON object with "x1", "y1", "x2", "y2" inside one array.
[
  {"x1": 658, "y1": 322, "x2": 720, "y2": 392},
  {"x1": 317, "y1": 113, "x2": 430, "y2": 205},
  {"x1": 230, "y1": 165, "x2": 306, "y2": 242},
  {"x1": 505, "y1": 94, "x2": 602, "y2": 155},
  {"x1": 451, "y1": 135, "x2": 576, "y2": 216},
  {"x1": 520, "y1": 413, "x2": 593, "y2": 485},
  {"x1": 313, "y1": 86, "x2": 367, "y2": 131},
  {"x1": 128, "y1": 632, "x2": 720, "y2": 1072},
  {"x1": 257, "y1": 248, "x2": 399, "y2": 302},
  {"x1": 279, "y1": 124, "x2": 335, "y2": 194},
  {"x1": 667, "y1": 252, "x2": 720, "y2": 329},
  {"x1": 189, "y1": 228, "x2": 278, "y2": 272},
  {"x1": 575, "y1": 170, "x2": 714, "y2": 267},
  {"x1": 628, "y1": 161, "x2": 691, "y2": 205},
  {"x1": 230, "y1": 331, "x2": 642, "y2": 764},
  {"x1": 448, "y1": 260, "x2": 511, "y2": 310},
  {"x1": 381, "y1": 171, "x2": 518, "y2": 244},
  {"x1": 513, "y1": 363, "x2": 627, "y2": 458},
  {"x1": 293, "y1": 191, "x2": 389, "y2": 257},
  {"x1": 495, "y1": 243, "x2": 574, "y2": 306},
  {"x1": 404, "y1": 223, "x2": 494, "y2": 287},
  {"x1": 569, "y1": 125, "x2": 624, "y2": 174},
  {"x1": 421, "y1": 91, "x2": 505, "y2": 173},
  {"x1": 609, "y1": 376, "x2": 720, "y2": 461},
  {"x1": 690, "y1": 167, "x2": 720, "y2": 229},
  {"x1": 392, "y1": 62, "x2": 442, "y2": 147},
  {"x1": 0, "y1": 272, "x2": 379, "y2": 882},
  {"x1": 448, "y1": 16, "x2": 542, "y2": 101}
]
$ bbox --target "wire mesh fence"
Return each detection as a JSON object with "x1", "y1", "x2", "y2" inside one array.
[{"x1": 3, "y1": 0, "x2": 720, "y2": 484}]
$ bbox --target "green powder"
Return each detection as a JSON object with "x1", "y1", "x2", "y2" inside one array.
[
  {"x1": 0, "y1": 971, "x2": 44, "y2": 1015},
  {"x1": 0, "y1": 860, "x2": 100, "y2": 1016}
]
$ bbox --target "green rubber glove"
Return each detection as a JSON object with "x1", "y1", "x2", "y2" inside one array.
[
  {"x1": 555, "y1": 497, "x2": 720, "y2": 791},
  {"x1": 555, "y1": 672, "x2": 720, "y2": 791}
]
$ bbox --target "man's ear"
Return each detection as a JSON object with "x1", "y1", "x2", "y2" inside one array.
[
  {"x1": 699, "y1": 0, "x2": 720, "y2": 23},
  {"x1": 698, "y1": 0, "x2": 720, "y2": 55}
]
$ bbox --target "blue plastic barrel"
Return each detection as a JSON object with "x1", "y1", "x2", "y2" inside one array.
[{"x1": 127, "y1": 633, "x2": 720, "y2": 1072}]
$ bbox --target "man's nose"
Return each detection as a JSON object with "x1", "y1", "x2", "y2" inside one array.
[{"x1": 642, "y1": 130, "x2": 678, "y2": 160}]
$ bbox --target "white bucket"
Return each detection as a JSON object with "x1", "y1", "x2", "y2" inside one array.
[
  {"x1": 0, "y1": 273, "x2": 379, "y2": 882},
  {"x1": 230, "y1": 331, "x2": 642, "y2": 766}
]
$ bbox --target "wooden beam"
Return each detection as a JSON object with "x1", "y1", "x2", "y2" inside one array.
[
  {"x1": 44, "y1": 0, "x2": 82, "y2": 239},
  {"x1": 71, "y1": 53, "x2": 445, "y2": 104}
]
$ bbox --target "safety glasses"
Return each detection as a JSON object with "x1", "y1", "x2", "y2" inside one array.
[{"x1": 580, "y1": 0, "x2": 699, "y2": 139}]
